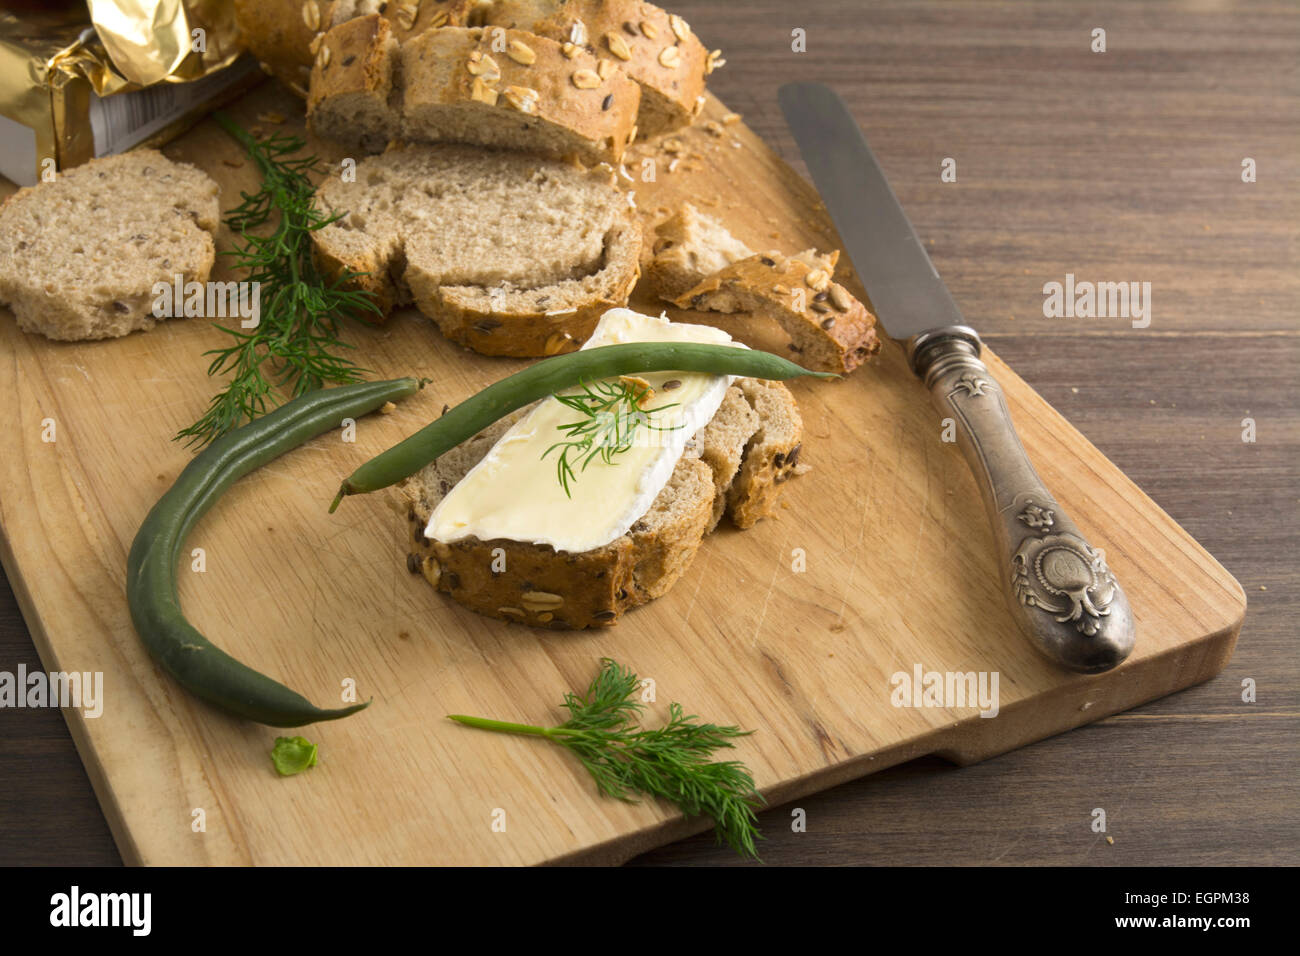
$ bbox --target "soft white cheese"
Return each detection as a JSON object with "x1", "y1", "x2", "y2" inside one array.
[{"x1": 425, "y1": 309, "x2": 743, "y2": 553}]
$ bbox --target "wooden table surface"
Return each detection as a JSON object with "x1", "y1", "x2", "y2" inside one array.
[{"x1": 2, "y1": 0, "x2": 1296, "y2": 866}]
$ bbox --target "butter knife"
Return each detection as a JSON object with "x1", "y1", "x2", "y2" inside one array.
[{"x1": 778, "y1": 82, "x2": 1134, "y2": 673}]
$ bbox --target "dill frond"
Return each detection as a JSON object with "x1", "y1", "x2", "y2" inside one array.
[
  {"x1": 174, "y1": 112, "x2": 379, "y2": 448},
  {"x1": 449, "y1": 658, "x2": 764, "y2": 859}
]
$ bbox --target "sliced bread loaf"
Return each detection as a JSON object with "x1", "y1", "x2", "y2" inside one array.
[
  {"x1": 311, "y1": 145, "x2": 641, "y2": 356},
  {"x1": 0, "y1": 150, "x2": 220, "y2": 341},
  {"x1": 532, "y1": 0, "x2": 715, "y2": 136},
  {"x1": 676, "y1": 249, "x2": 882, "y2": 374},
  {"x1": 647, "y1": 202, "x2": 755, "y2": 301},
  {"x1": 234, "y1": 0, "x2": 478, "y2": 94},
  {"x1": 401, "y1": 375, "x2": 806, "y2": 628},
  {"x1": 308, "y1": 18, "x2": 642, "y2": 165}
]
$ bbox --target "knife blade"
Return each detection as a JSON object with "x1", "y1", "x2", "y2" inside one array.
[{"x1": 779, "y1": 82, "x2": 1134, "y2": 674}]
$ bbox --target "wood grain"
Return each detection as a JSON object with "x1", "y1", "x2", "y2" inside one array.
[{"x1": 2, "y1": 0, "x2": 1294, "y2": 866}]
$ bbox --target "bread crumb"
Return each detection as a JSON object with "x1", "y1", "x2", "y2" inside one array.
[
  {"x1": 380, "y1": 401, "x2": 397, "y2": 414},
  {"x1": 1105, "y1": 836, "x2": 1115, "y2": 845}
]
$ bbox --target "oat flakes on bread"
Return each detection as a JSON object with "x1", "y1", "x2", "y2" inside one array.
[
  {"x1": 308, "y1": 17, "x2": 641, "y2": 164},
  {"x1": 647, "y1": 202, "x2": 755, "y2": 301},
  {"x1": 676, "y1": 250, "x2": 882, "y2": 374},
  {"x1": 532, "y1": 0, "x2": 715, "y2": 136},
  {"x1": 0, "y1": 150, "x2": 219, "y2": 342},
  {"x1": 401, "y1": 374, "x2": 807, "y2": 629},
  {"x1": 311, "y1": 145, "x2": 641, "y2": 356}
]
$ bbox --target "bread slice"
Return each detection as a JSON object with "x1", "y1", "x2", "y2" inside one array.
[
  {"x1": 312, "y1": 145, "x2": 641, "y2": 356},
  {"x1": 0, "y1": 150, "x2": 220, "y2": 341},
  {"x1": 676, "y1": 249, "x2": 882, "y2": 374},
  {"x1": 532, "y1": 0, "x2": 713, "y2": 137},
  {"x1": 647, "y1": 202, "x2": 754, "y2": 301},
  {"x1": 308, "y1": 18, "x2": 642, "y2": 165},
  {"x1": 402, "y1": 376, "x2": 806, "y2": 628}
]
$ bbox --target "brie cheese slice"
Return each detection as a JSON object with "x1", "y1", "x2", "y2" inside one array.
[{"x1": 425, "y1": 308, "x2": 743, "y2": 553}]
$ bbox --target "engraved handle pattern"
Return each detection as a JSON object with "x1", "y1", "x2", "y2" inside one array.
[{"x1": 908, "y1": 327, "x2": 1135, "y2": 673}]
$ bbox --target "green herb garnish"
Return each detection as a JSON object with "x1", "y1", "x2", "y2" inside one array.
[
  {"x1": 542, "y1": 379, "x2": 680, "y2": 497},
  {"x1": 271, "y1": 735, "x2": 318, "y2": 776},
  {"x1": 175, "y1": 112, "x2": 379, "y2": 448},
  {"x1": 449, "y1": 658, "x2": 764, "y2": 859}
]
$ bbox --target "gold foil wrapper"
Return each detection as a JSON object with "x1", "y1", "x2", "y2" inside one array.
[{"x1": 0, "y1": 1, "x2": 254, "y2": 184}]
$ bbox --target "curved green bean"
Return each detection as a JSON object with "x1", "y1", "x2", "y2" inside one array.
[
  {"x1": 330, "y1": 343, "x2": 834, "y2": 510},
  {"x1": 128, "y1": 378, "x2": 422, "y2": 726}
]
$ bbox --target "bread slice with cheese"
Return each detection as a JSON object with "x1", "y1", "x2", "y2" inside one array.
[
  {"x1": 0, "y1": 150, "x2": 220, "y2": 341},
  {"x1": 676, "y1": 249, "x2": 882, "y2": 374},
  {"x1": 401, "y1": 309, "x2": 807, "y2": 628},
  {"x1": 311, "y1": 144, "x2": 641, "y2": 357},
  {"x1": 307, "y1": 18, "x2": 642, "y2": 165}
]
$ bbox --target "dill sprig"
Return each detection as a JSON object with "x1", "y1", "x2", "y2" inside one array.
[
  {"x1": 174, "y1": 112, "x2": 379, "y2": 448},
  {"x1": 542, "y1": 379, "x2": 680, "y2": 497},
  {"x1": 449, "y1": 658, "x2": 765, "y2": 859}
]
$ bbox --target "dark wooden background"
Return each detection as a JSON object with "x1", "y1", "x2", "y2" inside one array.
[{"x1": 2, "y1": 0, "x2": 1296, "y2": 866}]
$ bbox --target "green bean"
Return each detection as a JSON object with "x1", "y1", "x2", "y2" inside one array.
[
  {"x1": 330, "y1": 343, "x2": 835, "y2": 511},
  {"x1": 127, "y1": 378, "x2": 422, "y2": 726}
]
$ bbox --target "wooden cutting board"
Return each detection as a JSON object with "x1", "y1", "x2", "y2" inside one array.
[{"x1": 0, "y1": 82, "x2": 1244, "y2": 865}]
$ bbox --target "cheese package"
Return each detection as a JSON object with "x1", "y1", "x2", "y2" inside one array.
[{"x1": 426, "y1": 309, "x2": 745, "y2": 553}]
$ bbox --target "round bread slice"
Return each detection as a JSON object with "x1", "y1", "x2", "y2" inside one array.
[
  {"x1": 312, "y1": 145, "x2": 641, "y2": 357},
  {"x1": 0, "y1": 150, "x2": 220, "y2": 341}
]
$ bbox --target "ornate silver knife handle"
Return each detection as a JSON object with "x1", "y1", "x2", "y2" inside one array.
[{"x1": 907, "y1": 326, "x2": 1135, "y2": 673}]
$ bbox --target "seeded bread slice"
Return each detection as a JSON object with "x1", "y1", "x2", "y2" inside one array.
[
  {"x1": 676, "y1": 250, "x2": 882, "y2": 374},
  {"x1": 308, "y1": 18, "x2": 642, "y2": 165},
  {"x1": 401, "y1": 375, "x2": 806, "y2": 628},
  {"x1": 532, "y1": 0, "x2": 714, "y2": 137},
  {"x1": 312, "y1": 145, "x2": 641, "y2": 356},
  {"x1": 647, "y1": 202, "x2": 754, "y2": 302},
  {"x1": 0, "y1": 150, "x2": 220, "y2": 341}
]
